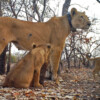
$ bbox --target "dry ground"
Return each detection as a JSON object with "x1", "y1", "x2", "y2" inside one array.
[{"x1": 0, "y1": 68, "x2": 100, "y2": 100}]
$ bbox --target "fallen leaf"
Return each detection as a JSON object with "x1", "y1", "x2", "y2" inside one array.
[{"x1": 12, "y1": 92, "x2": 19, "y2": 97}]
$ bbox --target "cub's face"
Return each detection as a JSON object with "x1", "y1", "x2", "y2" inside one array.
[
  {"x1": 71, "y1": 8, "x2": 91, "y2": 30},
  {"x1": 31, "y1": 44, "x2": 51, "y2": 64}
]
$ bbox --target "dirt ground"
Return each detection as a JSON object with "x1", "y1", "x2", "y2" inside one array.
[{"x1": 0, "y1": 68, "x2": 100, "y2": 100}]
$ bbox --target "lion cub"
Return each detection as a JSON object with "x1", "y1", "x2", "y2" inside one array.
[
  {"x1": 86, "y1": 54, "x2": 100, "y2": 80},
  {"x1": 3, "y1": 44, "x2": 51, "y2": 88}
]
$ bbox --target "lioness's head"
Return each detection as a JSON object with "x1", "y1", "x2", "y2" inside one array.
[{"x1": 71, "y1": 8, "x2": 91, "y2": 30}]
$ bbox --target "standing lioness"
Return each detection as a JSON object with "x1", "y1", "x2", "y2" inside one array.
[
  {"x1": 0, "y1": 8, "x2": 91, "y2": 81},
  {"x1": 3, "y1": 44, "x2": 51, "y2": 88}
]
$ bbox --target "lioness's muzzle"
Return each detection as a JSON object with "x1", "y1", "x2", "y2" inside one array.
[{"x1": 87, "y1": 22, "x2": 91, "y2": 26}]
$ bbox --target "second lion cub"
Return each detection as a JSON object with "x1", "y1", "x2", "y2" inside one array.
[
  {"x1": 3, "y1": 44, "x2": 51, "y2": 88},
  {"x1": 86, "y1": 54, "x2": 100, "y2": 80}
]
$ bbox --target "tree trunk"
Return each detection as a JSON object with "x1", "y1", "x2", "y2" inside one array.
[
  {"x1": 0, "y1": 1, "x2": 2, "y2": 16},
  {"x1": 97, "y1": 0, "x2": 100, "y2": 3},
  {"x1": 62, "y1": 0, "x2": 71, "y2": 16}
]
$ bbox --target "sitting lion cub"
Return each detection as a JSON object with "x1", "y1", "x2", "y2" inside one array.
[
  {"x1": 3, "y1": 44, "x2": 51, "y2": 88},
  {"x1": 86, "y1": 54, "x2": 100, "y2": 80}
]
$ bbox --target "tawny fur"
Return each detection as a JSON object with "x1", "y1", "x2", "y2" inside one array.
[
  {"x1": 86, "y1": 55, "x2": 100, "y2": 80},
  {"x1": 3, "y1": 45, "x2": 51, "y2": 88},
  {"x1": 0, "y1": 8, "x2": 90, "y2": 80}
]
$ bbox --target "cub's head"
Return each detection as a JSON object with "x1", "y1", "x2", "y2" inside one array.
[
  {"x1": 71, "y1": 8, "x2": 91, "y2": 30},
  {"x1": 31, "y1": 43, "x2": 51, "y2": 63}
]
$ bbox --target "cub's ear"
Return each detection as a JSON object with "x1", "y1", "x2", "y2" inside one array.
[
  {"x1": 71, "y1": 8, "x2": 77, "y2": 16},
  {"x1": 33, "y1": 44, "x2": 36, "y2": 48},
  {"x1": 47, "y1": 44, "x2": 51, "y2": 49},
  {"x1": 32, "y1": 43, "x2": 36, "y2": 48}
]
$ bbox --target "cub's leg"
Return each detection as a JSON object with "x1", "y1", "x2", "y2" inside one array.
[
  {"x1": 33, "y1": 68, "x2": 43, "y2": 88},
  {"x1": 39, "y1": 63, "x2": 48, "y2": 85},
  {"x1": 50, "y1": 48, "x2": 62, "y2": 81}
]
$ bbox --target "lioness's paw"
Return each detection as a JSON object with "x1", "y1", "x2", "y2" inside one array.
[
  {"x1": 55, "y1": 78, "x2": 60, "y2": 85},
  {"x1": 51, "y1": 74, "x2": 57, "y2": 81}
]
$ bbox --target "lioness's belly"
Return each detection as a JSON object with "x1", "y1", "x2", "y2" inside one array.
[{"x1": 14, "y1": 36, "x2": 49, "y2": 50}]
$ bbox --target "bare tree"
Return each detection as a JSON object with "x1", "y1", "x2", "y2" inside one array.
[
  {"x1": 97, "y1": 0, "x2": 100, "y2": 3},
  {"x1": 62, "y1": 0, "x2": 71, "y2": 16}
]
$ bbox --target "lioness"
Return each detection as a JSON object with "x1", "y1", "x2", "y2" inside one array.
[
  {"x1": 3, "y1": 44, "x2": 51, "y2": 88},
  {"x1": 86, "y1": 54, "x2": 100, "y2": 80},
  {"x1": 0, "y1": 8, "x2": 91, "y2": 81}
]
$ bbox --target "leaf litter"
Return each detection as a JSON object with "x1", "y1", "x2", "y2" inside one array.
[{"x1": 0, "y1": 68, "x2": 100, "y2": 100}]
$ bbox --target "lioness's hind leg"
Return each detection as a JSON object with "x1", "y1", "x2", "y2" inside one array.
[
  {"x1": 0, "y1": 29, "x2": 15, "y2": 54},
  {"x1": 0, "y1": 41, "x2": 8, "y2": 54}
]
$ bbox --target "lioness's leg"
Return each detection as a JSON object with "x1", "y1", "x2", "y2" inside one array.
[
  {"x1": 33, "y1": 68, "x2": 43, "y2": 88},
  {"x1": 0, "y1": 32, "x2": 15, "y2": 54},
  {"x1": 50, "y1": 48, "x2": 62, "y2": 81}
]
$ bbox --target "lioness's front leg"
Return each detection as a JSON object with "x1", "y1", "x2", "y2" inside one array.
[{"x1": 50, "y1": 48, "x2": 62, "y2": 81}]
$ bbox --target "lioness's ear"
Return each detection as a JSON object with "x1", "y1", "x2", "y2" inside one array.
[
  {"x1": 83, "y1": 11, "x2": 85, "y2": 14},
  {"x1": 71, "y1": 8, "x2": 77, "y2": 16}
]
